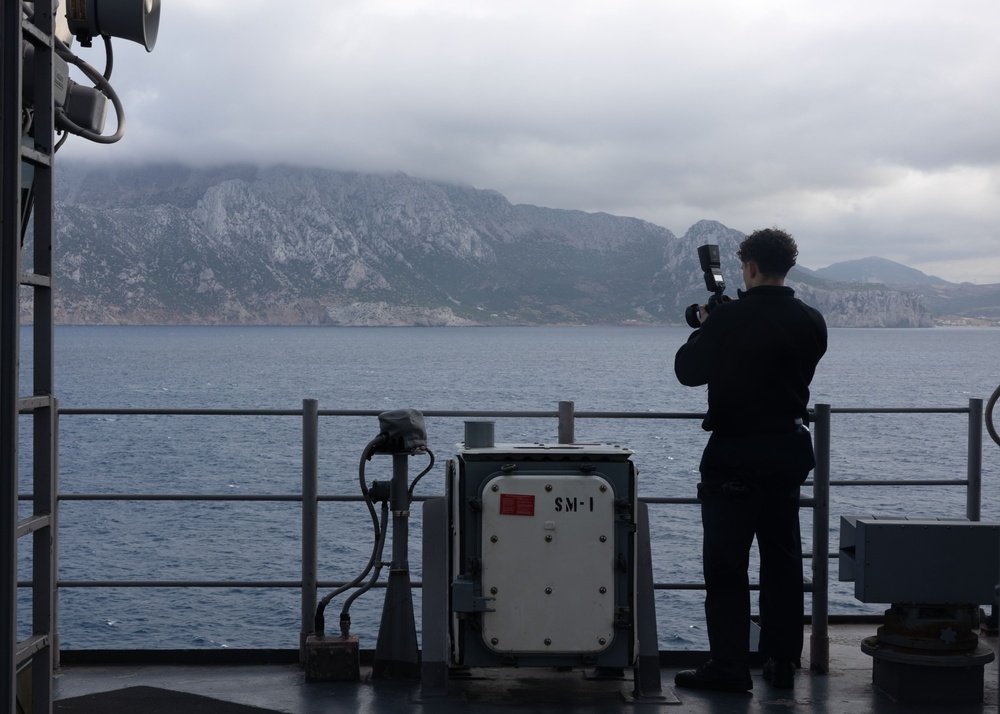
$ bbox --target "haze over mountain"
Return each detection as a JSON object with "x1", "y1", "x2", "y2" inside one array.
[
  {"x1": 813, "y1": 257, "x2": 951, "y2": 286},
  {"x1": 806, "y1": 257, "x2": 1000, "y2": 324},
  {"x1": 21, "y1": 164, "x2": 999, "y2": 328}
]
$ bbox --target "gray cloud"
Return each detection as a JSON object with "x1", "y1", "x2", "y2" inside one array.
[{"x1": 62, "y1": 0, "x2": 1000, "y2": 283}]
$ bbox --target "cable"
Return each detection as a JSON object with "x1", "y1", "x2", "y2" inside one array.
[
  {"x1": 54, "y1": 129, "x2": 70, "y2": 152},
  {"x1": 408, "y1": 447, "x2": 435, "y2": 499},
  {"x1": 986, "y1": 383, "x2": 1000, "y2": 448},
  {"x1": 102, "y1": 35, "x2": 114, "y2": 80},
  {"x1": 314, "y1": 434, "x2": 437, "y2": 636},
  {"x1": 54, "y1": 36, "x2": 126, "y2": 143},
  {"x1": 313, "y1": 433, "x2": 387, "y2": 637},
  {"x1": 24, "y1": 0, "x2": 124, "y2": 143},
  {"x1": 339, "y1": 501, "x2": 389, "y2": 637}
]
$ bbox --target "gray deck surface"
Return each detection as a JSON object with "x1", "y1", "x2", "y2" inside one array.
[{"x1": 53, "y1": 625, "x2": 999, "y2": 713}]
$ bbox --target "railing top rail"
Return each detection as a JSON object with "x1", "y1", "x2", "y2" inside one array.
[
  {"x1": 52, "y1": 407, "x2": 561, "y2": 418},
  {"x1": 55, "y1": 408, "x2": 304, "y2": 416},
  {"x1": 17, "y1": 493, "x2": 434, "y2": 502},
  {"x1": 49, "y1": 405, "x2": 973, "y2": 417},
  {"x1": 828, "y1": 407, "x2": 971, "y2": 414}
]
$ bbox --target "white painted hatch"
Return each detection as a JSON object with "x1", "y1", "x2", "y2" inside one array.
[{"x1": 479, "y1": 472, "x2": 617, "y2": 654}]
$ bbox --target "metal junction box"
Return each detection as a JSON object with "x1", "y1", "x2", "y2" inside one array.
[
  {"x1": 839, "y1": 516, "x2": 1000, "y2": 603},
  {"x1": 448, "y1": 443, "x2": 638, "y2": 668}
]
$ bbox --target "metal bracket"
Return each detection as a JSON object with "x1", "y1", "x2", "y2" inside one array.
[{"x1": 452, "y1": 580, "x2": 495, "y2": 613}]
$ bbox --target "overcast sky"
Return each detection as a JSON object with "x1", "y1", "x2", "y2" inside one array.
[{"x1": 62, "y1": 0, "x2": 1000, "y2": 283}]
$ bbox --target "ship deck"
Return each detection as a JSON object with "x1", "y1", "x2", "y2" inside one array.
[{"x1": 52, "y1": 624, "x2": 998, "y2": 714}]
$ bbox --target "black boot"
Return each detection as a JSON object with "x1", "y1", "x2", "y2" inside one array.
[{"x1": 762, "y1": 658, "x2": 795, "y2": 688}]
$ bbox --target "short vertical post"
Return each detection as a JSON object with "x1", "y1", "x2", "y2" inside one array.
[
  {"x1": 420, "y1": 497, "x2": 450, "y2": 696},
  {"x1": 558, "y1": 400, "x2": 575, "y2": 444},
  {"x1": 967, "y1": 398, "x2": 982, "y2": 522},
  {"x1": 373, "y1": 453, "x2": 419, "y2": 678},
  {"x1": 632, "y1": 501, "x2": 664, "y2": 699},
  {"x1": 300, "y1": 399, "x2": 319, "y2": 664},
  {"x1": 810, "y1": 403, "x2": 830, "y2": 673}
]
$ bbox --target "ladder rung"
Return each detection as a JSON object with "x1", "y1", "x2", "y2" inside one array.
[
  {"x1": 15, "y1": 514, "x2": 51, "y2": 539},
  {"x1": 20, "y1": 18, "x2": 51, "y2": 46},
  {"x1": 19, "y1": 272, "x2": 52, "y2": 287},
  {"x1": 18, "y1": 395, "x2": 54, "y2": 412},
  {"x1": 15, "y1": 634, "x2": 50, "y2": 665},
  {"x1": 20, "y1": 144, "x2": 53, "y2": 167}
]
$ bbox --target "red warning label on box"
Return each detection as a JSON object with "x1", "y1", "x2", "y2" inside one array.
[{"x1": 499, "y1": 493, "x2": 535, "y2": 516}]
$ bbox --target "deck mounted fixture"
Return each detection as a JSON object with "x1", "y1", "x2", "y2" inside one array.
[{"x1": 840, "y1": 516, "x2": 999, "y2": 704}]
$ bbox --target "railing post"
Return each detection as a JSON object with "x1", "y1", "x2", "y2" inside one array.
[
  {"x1": 558, "y1": 400, "x2": 575, "y2": 444},
  {"x1": 810, "y1": 403, "x2": 830, "y2": 673},
  {"x1": 300, "y1": 399, "x2": 319, "y2": 664},
  {"x1": 967, "y1": 398, "x2": 983, "y2": 522}
]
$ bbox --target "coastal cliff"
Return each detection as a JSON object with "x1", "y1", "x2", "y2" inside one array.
[{"x1": 21, "y1": 164, "x2": 945, "y2": 327}]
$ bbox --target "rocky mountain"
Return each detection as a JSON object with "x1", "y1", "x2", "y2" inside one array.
[
  {"x1": 18, "y1": 163, "x2": 947, "y2": 327},
  {"x1": 814, "y1": 256, "x2": 950, "y2": 286},
  {"x1": 813, "y1": 256, "x2": 1000, "y2": 325}
]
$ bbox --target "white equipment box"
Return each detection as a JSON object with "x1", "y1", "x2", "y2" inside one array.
[{"x1": 448, "y1": 443, "x2": 638, "y2": 668}]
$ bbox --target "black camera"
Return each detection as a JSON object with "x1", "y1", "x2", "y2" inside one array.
[{"x1": 685, "y1": 244, "x2": 728, "y2": 328}]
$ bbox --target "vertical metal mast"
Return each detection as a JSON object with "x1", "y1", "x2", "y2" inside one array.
[
  {"x1": 2, "y1": 1, "x2": 58, "y2": 711},
  {"x1": 0, "y1": 0, "x2": 20, "y2": 706}
]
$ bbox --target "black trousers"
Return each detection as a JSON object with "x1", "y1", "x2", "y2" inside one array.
[{"x1": 700, "y1": 480, "x2": 804, "y2": 668}]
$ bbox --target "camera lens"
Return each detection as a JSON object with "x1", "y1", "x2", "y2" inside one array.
[{"x1": 685, "y1": 304, "x2": 702, "y2": 328}]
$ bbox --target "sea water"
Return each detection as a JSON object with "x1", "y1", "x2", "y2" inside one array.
[{"x1": 14, "y1": 325, "x2": 1000, "y2": 651}]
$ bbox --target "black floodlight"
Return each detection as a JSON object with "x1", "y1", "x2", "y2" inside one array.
[{"x1": 66, "y1": 0, "x2": 161, "y2": 51}]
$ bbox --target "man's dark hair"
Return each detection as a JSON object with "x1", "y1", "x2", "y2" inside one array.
[{"x1": 737, "y1": 227, "x2": 798, "y2": 276}]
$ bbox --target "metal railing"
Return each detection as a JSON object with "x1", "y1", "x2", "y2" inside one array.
[{"x1": 17, "y1": 398, "x2": 986, "y2": 674}]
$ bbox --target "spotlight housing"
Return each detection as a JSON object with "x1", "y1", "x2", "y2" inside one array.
[{"x1": 66, "y1": 0, "x2": 161, "y2": 51}]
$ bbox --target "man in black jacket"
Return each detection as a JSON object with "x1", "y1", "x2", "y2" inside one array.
[{"x1": 673, "y1": 228, "x2": 827, "y2": 692}]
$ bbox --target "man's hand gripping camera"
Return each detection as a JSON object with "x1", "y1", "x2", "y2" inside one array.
[{"x1": 685, "y1": 243, "x2": 731, "y2": 328}]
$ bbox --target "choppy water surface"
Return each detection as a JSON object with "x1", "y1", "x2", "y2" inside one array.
[{"x1": 16, "y1": 325, "x2": 1000, "y2": 650}]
